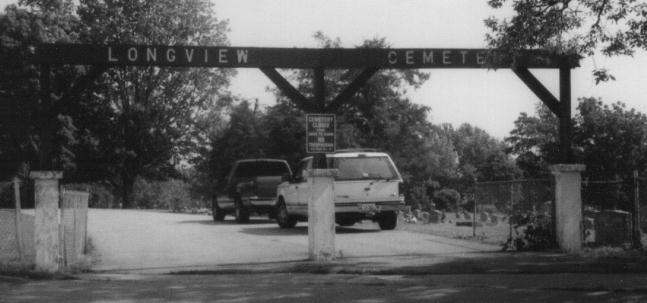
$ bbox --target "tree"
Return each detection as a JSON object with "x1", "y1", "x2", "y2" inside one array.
[
  {"x1": 1, "y1": 0, "x2": 233, "y2": 207},
  {"x1": 209, "y1": 100, "x2": 267, "y2": 187},
  {"x1": 262, "y1": 101, "x2": 307, "y2": 168},
  {"x1": 445, "y1": 123, "x2": 519, "y2": 182},
  {"x1": 0, "y1": 0, "x2": 83, "y2": 178},
  {"x1": 507, "y1": 98, "x2": 647, "y2": 183},
  {"x1": 505, "y1": 103, "x2": 560, "y2": 178},
  {"x1": 575, "y1": 97, "x2": 647, "y2": 180},
  {"x1": 68, "y1": 0, "x2": 233, "y2": 207},
  {"x1": 486, "y1": 0, "x2": 647, "y2": 82}
]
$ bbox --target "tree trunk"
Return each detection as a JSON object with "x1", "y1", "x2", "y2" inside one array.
[{"x1": 121, "y1": 175, "x2": 135, "y2": 208}]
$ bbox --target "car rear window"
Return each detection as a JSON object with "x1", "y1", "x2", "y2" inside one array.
[
  {"x1": 328, "y1": 156, "x2": 398, "y2": 180},
  {"x1": 235, "y1": 161, "x2": 289, "y2": 178}
]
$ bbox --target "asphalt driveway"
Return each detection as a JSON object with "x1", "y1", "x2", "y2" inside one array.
[{"x1": 88, "y1": 209, "x2": 499, "y2": 272}]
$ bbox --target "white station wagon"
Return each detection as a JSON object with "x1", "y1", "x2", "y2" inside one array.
[{"x1": 275, "y1": 149, "x2": 404, "y2": 230}]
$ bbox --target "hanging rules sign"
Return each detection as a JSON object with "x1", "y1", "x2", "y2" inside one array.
[{"x1": 306, "y1": 114, "x2": 336, "y2": 154}]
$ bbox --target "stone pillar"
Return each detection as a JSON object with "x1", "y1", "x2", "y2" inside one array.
[
  {"x1": 307, "y1": 169, "x2": 337, "y2": 262},
  {"x1": 550, "y1": 164, "x2": 585, "y2": 254},
  {"x1": 30, "y1": 171, "x2": 63, "y2": 272}
]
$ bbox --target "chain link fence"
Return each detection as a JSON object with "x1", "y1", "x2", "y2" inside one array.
[
  {"x1": 400, "y1": 179, "x2": 554, "y2": 248},
  {"x1": 581, "y1": 174, "x2": 646, "y2": 249},
  {"x1": 400, "y1": 171, "x2": 646, "y2": 250},
  {"x1": 474, "y1": 179, "x2": 554, "y2": 249}
]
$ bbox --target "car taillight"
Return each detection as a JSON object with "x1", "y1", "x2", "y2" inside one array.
[{"x1": 398, "y1": 182, "x2": 404, "y2": 195}]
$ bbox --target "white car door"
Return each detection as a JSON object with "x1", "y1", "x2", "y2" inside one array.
[{"x1": 294, "y1": 159, "x2": 312, "y2": 216}]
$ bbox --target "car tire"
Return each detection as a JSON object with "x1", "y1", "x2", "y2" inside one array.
[
  {"x1": 378, "y1": 211, "x2": 397, "y2": 230},
  {"x1": 212, "y1": 198, "x2": 225, "y2": 221},
  {"x1": 234, "y1": 199, "x2": 250, "y2": 223},
  {"x1": 276, "y1": 199, "x2": 297, "y2": 228}
]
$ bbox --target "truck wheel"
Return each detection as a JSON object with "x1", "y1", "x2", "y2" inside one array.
[
  {"x1": 212, "y1": 198, "x2": 225, "y2": 221},
  {"x1": 234, "y1": 199, "x2": 250, "y2": 223},
  {"x1": 276, "y1": 200, "x2": 297, "y2": 228},
  {"x1": 378, "y1": 211, "x2": 397, "y2": 230}
]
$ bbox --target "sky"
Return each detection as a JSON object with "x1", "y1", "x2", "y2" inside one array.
[{"x1": 2, "y1": 0, "x2": 647, "y2": 139}]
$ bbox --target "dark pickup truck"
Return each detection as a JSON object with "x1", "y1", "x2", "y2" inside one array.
[{"x1": 212, "y1": 159, "x2": 292, "y2": 223}]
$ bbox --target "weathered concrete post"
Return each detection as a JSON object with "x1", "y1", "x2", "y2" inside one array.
[
  {"x1": 550, "y1": 164, "x2": 585, "y2": 254},
  {"x1": 307, "y1": 169, "x2": 337, "y2": 262},
  {"x1": 30, "y1": 171, "x2": 63, "y2": 272}
]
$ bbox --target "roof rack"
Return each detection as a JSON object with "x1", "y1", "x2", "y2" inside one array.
[{"x1": 334, "y1": 148, "x2": 380, "y2": 153}]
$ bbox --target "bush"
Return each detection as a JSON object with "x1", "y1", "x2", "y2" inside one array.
[
  {"x1": 408, "y1": 183, "x2": 432, "y2": 210},
  {"x1": 502, "y1": 211, "x2": 555, "y2": 251},
  {"x1": 433, "y1": 188, "x2": 461, "y2": 211},
  {"x1": 132, "y1": 178, "x2": 205, "y2": 211}
]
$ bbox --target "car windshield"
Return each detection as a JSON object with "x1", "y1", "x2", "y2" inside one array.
[
  {"x1": 235, "y1": 161, "x2": 289, "y2": 178},
  {"x1": 328, "y1": 156, "x2": 398, "y2": 180}
]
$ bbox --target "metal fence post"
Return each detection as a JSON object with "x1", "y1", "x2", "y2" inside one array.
[
  {"x1": 472, "y1": 183, "x2": 477, "y2": 238},
  {"x1": 509, "y1": 182, "x2": 513, "y2": 240},
  {"x1": 633, "y1": 170, "x2": 643, "y2": 249}
]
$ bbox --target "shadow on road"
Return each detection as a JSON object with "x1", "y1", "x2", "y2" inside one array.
[
  {"x1": 241, "y1": 226, "x2": 308, "y2": 236},
  {"x1": 177, "y1": 218, "x2": 275, "y2": 225},
  {"x1": 371, "y1": 251, "x2": 647, "y2": 275},
  {"x1": 239, "y1": 225, "x2": 381, "y2": 236}
]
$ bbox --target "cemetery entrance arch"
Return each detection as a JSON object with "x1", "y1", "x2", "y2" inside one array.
[
  {"x1": 29, "y1": 44, "x2": 582, "y2": 267},
  {"x1": 34, "y1": 44, "x2": 579, "y2": 169}
]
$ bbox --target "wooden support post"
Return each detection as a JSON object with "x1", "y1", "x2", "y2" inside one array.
[
  {"x1": 312, "y1": 68, "x2": 327, "y2": 169},
  {"x1": 39, "y1": 64, "x2": 53, "y2": 170},
  {"x1": 308, "y1": 68, "x2": 336, "y2": 262},
  {"x1": 559, "y1": 67, "x2": 573, "y2": 163}
]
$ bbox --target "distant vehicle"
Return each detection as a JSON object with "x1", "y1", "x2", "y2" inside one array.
[
  {"x1": 212, "y1": 159, "x2": 292, "y2": 223},
  {"x1": 275, "y1": 149, "x2": 404, "y2": 230}
]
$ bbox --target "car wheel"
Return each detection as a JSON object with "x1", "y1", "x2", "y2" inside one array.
[
  {"x1": 378, "y1": 211, "x2": 397, "y2": 230},
  {"x1": 212, "y1": 198, "x2": 226, "y2": 222},
  {"x1": 276, "y1": 199, "x2": 297, "y2": 228},
  {"x1": 234, "y1": 199, "x2": 250, "y2": 223}
]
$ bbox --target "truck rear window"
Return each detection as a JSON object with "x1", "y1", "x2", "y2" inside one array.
[
  {"x1": 328, "y1": 157, "x2": 398, "y2": 180},
  {"x1": 235, "y1": 162, "x2": 289, "y2": 178}
]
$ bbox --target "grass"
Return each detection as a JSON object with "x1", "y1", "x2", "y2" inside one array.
[
  {"x1": 397, "y1": 217, "x2": 511, "y2": 246},
  {"x1": 0, "y1": 262, "x2": 76, "y2": 280},
  {"x1": 0, "y1": 236, "x2": 99, "y2": 279}
]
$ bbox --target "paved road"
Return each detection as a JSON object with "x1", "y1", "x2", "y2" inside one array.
[
  {"x1": 3, "y1": 272, "x2": 647, "y2": 302},
  {"x1": 88, "y1": 209, "x2": 498, "y2": 272}
]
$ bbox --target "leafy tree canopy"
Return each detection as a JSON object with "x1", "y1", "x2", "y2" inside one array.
[
  {"x1": 0, "y1": 0, "x2": 82, "y2": 177},
  {"x1": 1, "y1": 0, "x2": 233, "y2": 208},
  {"x1": 486, "y1": 0, "x2": 647, "y2": 82},
  {"x1": 506, "y1": 97, "x2": 647, "y2": 180}
]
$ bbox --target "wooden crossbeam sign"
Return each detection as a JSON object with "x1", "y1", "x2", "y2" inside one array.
[{"x1": 33, "y1": 44, "x2": 578, "y2": 69}]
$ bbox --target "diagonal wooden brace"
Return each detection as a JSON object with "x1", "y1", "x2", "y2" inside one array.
[
  {"x1": 512, "y1": 66, "x2": 560, "y2": 117},
  {"x1": 326, "y1": 67, "x2": 379, "y2": 113},
  {"x1": 260, "y1": 67, "x2": 317, "y2": 112}
]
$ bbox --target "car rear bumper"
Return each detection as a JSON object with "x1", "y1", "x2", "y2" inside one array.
[
  {"x1": 335, "y1": 201, "x2": 404, "y2": 213},
  {"x1": 243, "y1": 197, "x2": 276, "y2": 208}
]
